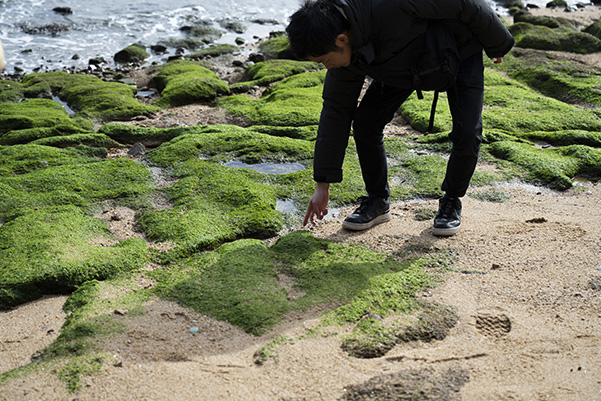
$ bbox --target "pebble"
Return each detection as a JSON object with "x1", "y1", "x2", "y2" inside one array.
[{"x1": 189, "y1": 326, "x2": 199, "y2": 334}]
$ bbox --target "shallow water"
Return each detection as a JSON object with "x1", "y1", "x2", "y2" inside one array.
[
  {"x1": 0, "y1": 0, "x2": 583, "y2": 75},
  {"x1": 0, "y1": 0, "x2": 298, "y2": 74},
  {"x1": 224, "y1": 160, "x2": 305, "y2": 174}
]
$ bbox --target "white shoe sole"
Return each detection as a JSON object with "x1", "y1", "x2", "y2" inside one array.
[
  {"x1": 432, "y1": 225, "x2": 461, "y2": 236},
  {"x1": 342, "y1": 212, "x2": 391, "y2": 231}
]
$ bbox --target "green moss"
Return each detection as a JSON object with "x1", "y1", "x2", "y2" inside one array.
[
  {"x1": 489, "y1": 141, "x2": 601, "y2": 189},
  {"x1": 187, "y1": 44, "x2": 239, "y2": 59},
  {"x1": 253, "y1": 336, "x2": 292, "y2": 365},
  {"x1": 509, "y1": 22, "x2": 601, "y2": 54},
  {"x1": 0, "y1": 79, "x2": 25, "y2": 102},
  {"x1": 0, "y1": 157, "x2": 153, "y2": 220},
  {"x1": 153, "y1": 230, "x2": 431, "y2": 335},
  {"x1": 26, "y1": 278, "x2": 152, "y2": 391},
  {"x1": 341, "y1": 302, "x2": 458, "y2": 358},
  {"x1": 98, "y1": 122, "x2": 186, "y2": 146},
  {"x1": 0, "y1": 206, "x2": 149, "y2": 309},
  {"x1": 249, "y1": 125, "x2": 318, "y2": 141},
  {"x1": 521, "y1": 130, "x2": 601, "y2": 147},
  {"x1": 231, "y1": 59, "x2": 321, "y2": 91},
  {"x1": 0, "y1": 98, "x2": 92, "y2": 136},
  {"x1": 0, "y1": 124, "x2": 95, "y2": 146},
  {"x1": 584, "y1": 21, "x2": 601, "y2": 40},
  {"x1": 139, "y1": 161, "x2": 282, "y2": 258},
  {"x1": 20, "y1": 72, "x2": 159, "y2": 121},
  {"x1": 401, "y1": 69, "x2": 601, "y2": 134},
  {"x1": 490, "y1": 48, "x2": 601, "y2": 107},
  {"x1": 113, "y1": 43, "x2": 150, "y2": 64},
  {"x1": 218, "y1": 70, "x2": 326, "y2": 126},
  {"x1": 147, "y1": 124, "x2": 313, "y2": 167},
  {"x1": 152, "y1": 60, "x2": 230, "y2": 108},
  {"x1": 30, "y1": 132, "x2": 120, "y2": 148},
  {"x1": 0, "y1": 144, "x2": 97, "y2": 176},
  {"x1": 161, "y1": 240, "x2": 289, "y2": 335},
  {"x1": 258, "y1": 35, "x2": 296, "y2": 60},
  {"x1": 57, "y1": 354, "x2": 105, "y2": 392}
]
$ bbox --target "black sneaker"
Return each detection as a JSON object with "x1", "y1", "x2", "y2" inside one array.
[
  {"x1": 432, "y1": 195, "x2": 462, "y2": 236},
  {"x1": 342, "y1": 196, "x2": 391, "y2": 231}
]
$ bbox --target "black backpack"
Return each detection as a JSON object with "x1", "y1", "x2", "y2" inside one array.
[{"x1": 357, "y1": 20, "x2": 460, "y2": 132}]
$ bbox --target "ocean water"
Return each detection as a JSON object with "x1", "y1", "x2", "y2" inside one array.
[{"x1": 0, "y1": 0, "x2": 590, "y2": 74}]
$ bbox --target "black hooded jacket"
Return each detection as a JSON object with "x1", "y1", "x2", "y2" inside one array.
[{"x1": 313, "y1": 0, "x2": 515, "y2": 183}]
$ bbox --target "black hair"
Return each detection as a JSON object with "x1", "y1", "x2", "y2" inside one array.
[{"x1": 286, "y1": 0, "x2": 350, "y2": 59}]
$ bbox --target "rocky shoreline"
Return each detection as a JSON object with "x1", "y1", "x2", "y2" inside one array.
[{"x1": 1, "y1": 3, "x2": 601, "y2": 400}]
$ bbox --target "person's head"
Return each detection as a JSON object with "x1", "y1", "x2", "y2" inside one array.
[{"x1": 286, "y1": 0, "x2": 353, "y2": 69}]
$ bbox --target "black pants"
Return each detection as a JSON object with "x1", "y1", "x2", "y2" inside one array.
[{"x1": 352, "y1": 51, "x2": 485, "y2": 199}]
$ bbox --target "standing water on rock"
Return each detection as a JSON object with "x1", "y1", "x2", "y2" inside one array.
[{"x1": 0, "y1": 0, "x2": 583, "y2": 75}]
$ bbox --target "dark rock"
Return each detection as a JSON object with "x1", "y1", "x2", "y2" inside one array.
[
  {"x1": 21, "y1": 23, "x2": 70, "y2": 36},
  {"x1": 150, "y1": 44, "x2": 167, "y2": 54},
  {"x1": 88, "y1": 57, "x2": 105, "y2": 66},
  {"x1": 114, "y1": 44, "x2": 150, "y2": 64},
  {"x1": 52, "y1": 7, "x2": 73, "y2": 15},
  {"x1": 128, "y1": 143, "x2": 147, "y2": 157},
  {"x1": 248, "y1": 53, "x2": 265, "y2": 63}
]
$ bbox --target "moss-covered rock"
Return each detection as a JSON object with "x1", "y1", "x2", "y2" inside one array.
[
  {"x1": 401, "y1": 69, "x2": 601, "y2": 134},
  {"x1": 0, "y1": 205, "x2": 148, "y2": 309},
  {"x1": 509, "y1": 22, "x2": 601, "y2": 54},
  {"x1": 489, "y1": 141, "x2": 601, "y2": 189},
  {"x1": 490, "y1": 48, "x2": 601, "y2": 108},
  {"x1": 187, "y1": 44, "x2": 239, "y2": 59},
  {"x1": 218, "y1": 70, "x2": 326, "y2": 126},
  {"x1": 513, "y1": 11, "x2": 580, "y2": 29},
  {"x1": 113, "y1": 43, "x2": 150, "y2": 64},
  {"x1": 147, "y1": 124, "x2": 313, "y2": 167},
  {"x1": 583, "y1": 21, "x2": 601, "y2": 40},
  {"x1": 257, "y1": 35, "x2": 297, "y2": 60},
  {"x1": 0, "y1": 157, "x2": 153, "y2": 220},
  {"x1": 139, "y1": 161, "x2": 282, "y2": 258},
  {"x1": 249, "y1": 125, "x2": 318, "y2": 141},
  {"x1": 0, "y1": 144, "x2": 97, "y2": 176},
  {"x1": 152, "y1": 60, "x2": 230, "y2": 108},
  {"x1": 29, "y1": 133, "x2": 120, "y2": 149},
  {"x1": 151, "y1": 230, "x2": 431, "y2": 335},
  {"x1": 20, "y1": 72, "x2": 159, "y2": 121},
  {"x1": 231, "y1": 59, "x2": 321, "y2": 92},
  {"x1": 98, "y1": 123, "x2": 186, "y2": 146},
  {"x1": 0, "y1": 79, "x2": 25, "y2": 102},
  {"x1": 0, "y1": 99, "x2": 92, "y2": 137}
]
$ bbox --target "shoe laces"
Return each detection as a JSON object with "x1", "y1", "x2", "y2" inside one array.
[
  {"x1": 439, "y1": 197, "x2": 459, "y2": 218},
  {"x1": 354, "y1": 196, "x2": 370, "y2": 213}
]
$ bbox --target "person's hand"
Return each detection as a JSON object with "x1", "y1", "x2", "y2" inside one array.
[
  {"x1": 490, "y1": 57, "x2": 503, "y2": 64},
  {"x1": 303, "y1": 182, "x2": 330, "y2": 226}
]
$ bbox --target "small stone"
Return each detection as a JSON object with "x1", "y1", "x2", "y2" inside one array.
[
  {"x1": 128, "y1": 142, "x2": 147, "y2": 157},
  {"x1": 491, "y1": 263, "x2": 502, "y2": 270},
  {"x1": 248, "y1": 53, "x2": 265, "y2": 63},
  {"x1": 189, "y1": 326, "x2": 200, "y2": 334},
  {"x1": 114, "y1": 361, "x2": 123, "y2": 368},
  {"x1": 114, "y1": 309, "x2": 128, "y2": 316},
  {"x1": 52, "y1": 7, "x2": 73, "y2": 15}
]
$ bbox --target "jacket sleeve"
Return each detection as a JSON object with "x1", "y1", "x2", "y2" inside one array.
[
  {"x1": 313, "y1": 67, "x2": 365, "y2": 183},
  {"x1": 399, "y1": 0, "x2": 514, "y2": 58}
]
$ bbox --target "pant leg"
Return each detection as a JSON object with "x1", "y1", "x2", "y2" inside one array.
[
  {"x1": 441, "y1": 52, "x2": 485, "y2": 198},
  {"x1": 353, "y1": 81, "x2": 413, "y2": 199}
]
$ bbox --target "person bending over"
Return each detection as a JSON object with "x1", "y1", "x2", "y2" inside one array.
[{"x1": 286, "y1": 0, "x2": 514, "y2": 236}]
